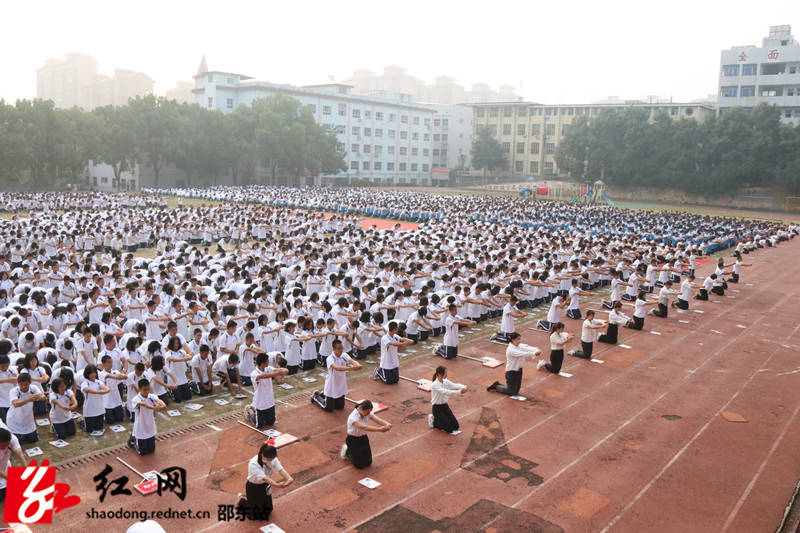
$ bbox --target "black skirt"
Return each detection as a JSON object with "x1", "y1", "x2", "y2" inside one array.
[
  {"x1": 346, "y1": 434, "x2": 372, "y2": 469},
  {"x1": 432, "y1": 403, "x2": 459, "y2": 433},
  {"x1": 243, "y1": 481, "x2": 273, "y2": 521}
]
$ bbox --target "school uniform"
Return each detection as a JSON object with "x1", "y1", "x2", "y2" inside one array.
[
  {"x1": 0, "y1": 367, "x2": 18, "y2": 422},
  {"x1": 565, "y1": 287, "x2": 582, "y2": 319},
  {"x1": 99, "y1": 369, "x2": 125, "y2": 423},
  {"x1": 131, "y1": 392, "x2": 159, "y2": 455},
  {"x1": 249, "y1": 367, "x2": 276, "y2": 427},
  {"x1": 492, "y1": 302, "x2": 518, "y2": 343},
  {"x1": 312, "y1": 352, "x2": 351, "y2": 412},
  {"x1": 0, "y1": 425, "x2": 21, "y2": 502},
  {"x1": 676, "y1": 279, "x2": 693, "y2": 310},
  {"x1": 49, "y1": 389, "x2": 77, "y2": 439},
  {"x1": 430, "y1": 377, "x2": 465, "y2": 433},
  {"x1": 627, "y1": 299, "x2": 647, "y2": 330},
  {"x1": 490, "y1": 342, "x2": 539, "y2": 396},
  {"x1": 345, "y1": 408, "x2": 373, "y2": 469},
  {"x1": 283, "y1": 332, "x2": 301, "y2": 376},
  {"x1": 435, "y1": 315, "x2": 461, "y2": 359},
  {"x1": 651, "y1": 287, "x2": 678, "y2": 318},
  {"x1": 189, "y1": 354, "x2": 213, "y2": 396},
  {"x1": 81, "y1": 379, "x2": 106, "y2": 432},
  {"x1": 570, "y1": 319, "x2": 600, "y2": 359},
  {"x1": 240, "y1": 455, "x2": 283, "y2": 521},
  {"x1": 376, "y1": 333, "x2": 400, "y2": 384},
  {"x1": 6, "y1": 385, "x2": 42, "y2": 443}
]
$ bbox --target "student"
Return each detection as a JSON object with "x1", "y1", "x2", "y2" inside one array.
[
  {"x1": 245, "y1": 353, "x2": 288, "y2": 429},
  {"x1": 281, "y1": 321, "x2": 303, "y2": 375},
  {"x1": 435, "y1": 304, "x2": 476, "y2": 359},
  {"x1": 340, "y1": 400, "x2": 392, "y2": 469},
  {"x1": 627, "y1": 291, "x2": 658, "y2": 330},
  {"x1": 312, "y1": 339, "x2": 362, "y2": 412},
  {"x1": 99, "y1": 355, "x2": 126, "y2": 423},
  {"x1": 0, "y1": 426, "x2": 24, "y2": 502},
  {"x1": 537, "y1": 322, "x2": 571, "y2": 375},
  {"x1": 237, "y1": 444, "x2": 293, "y2": 522},
  {"x1": 6, "y1": 374, "x2": 45, "y2": 443},
  {"x1": 165, "y1": 336, "x2": 193, "y2": 402},
  {"x1": 565, "y1": 279, "x2": 592, "y2": 320},
  {"x1": 695, "y1": 274, "x2": 715, "y2": 301},
  {"x1": 148, "y1": 355, "x2": 178, "y2": 405},
  {"x1": 405, "y1": 307, "x2": 433, "y2": 344},
  {"x1": 488, "y1": 332, "x2": 541, "y2": 396},
  {"x1": 428, "y1": 366, "x2": 466, "y2": 434},
  {"x1": 492, "y1": 295, "x2": 525, "y2": 344},
  {"x1": 672, "y1": 274, "x2": 695, "y2": 310},
  {"x1": 49, "y1": 377, "x2": 77, "y2": 439},
  {"x1": 538, "y1": 294, "x2": 567, "y2": 332},
  {"x1": 375, "y1": 321, "x2": 413, "y2": 384},
  {"x1": 190, "y1": 345, "x2": 214, "y2": 396},
  {"x1": 728, "y1": 254, "x2": 752, "y2": 283},
  {"x1": 598, "y1": 302, "x2": 631, "y2": 344},
  {"x1": 81, "y1": 365, "x2": 110, "y2": 432},
  {"x1": 0, "y1": 354, "x2": 18, "y2": 423},
  {"x1": 650, "y1": 281, "x2": 679, "y2": 318},
  {"x1": 567, "y1": 310, "x2": 606, "y2": 359},
  {"x1": 212, "y1": 353, "x2": 244, "y2": 398},
  {"x1": 130, "y1": 379, "x2": 166, "y2": 455},
  {"x1": 125, "y1": 362, "x2": 148, "y2": 421}
]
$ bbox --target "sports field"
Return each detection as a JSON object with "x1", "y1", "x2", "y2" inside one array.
[{"x1": 38, "y1": 226, "x2": 800, "y2": 533}]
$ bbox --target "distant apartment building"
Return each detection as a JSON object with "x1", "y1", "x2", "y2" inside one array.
[
  {"x1": 342, "y1": 66, "x2": 518, "y2": 105},
  {"x1": 193, "y1": 61, "x2": 435, "y2": 185},
  {"x1": 166, "y1": 81, "x2": 195, "y2": 104},
  {"x1": 718, "y1": 25, "x2": 800, "y2": 124},
  {"x1": 36, "y1": 54, "x2": 153, "y2": 110},
  {"x1": 471, "y1": 101, "x2": 715, "y2": 176},
  {"x1": 423, "y1": 104, "x2": 473, "y2": 182}
]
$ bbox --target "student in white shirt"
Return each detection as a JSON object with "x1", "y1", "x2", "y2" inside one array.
[
  {"x1": 375, "y1": 321, "x2": 413, "y2": 384},
  {"x1": 0, "y1": 353, "x2": 19, "y2": 423},
  {"x1": 237, "y1": 444, "x2": 293, "y2": 522},
  {"x1": 492, "y1": 295, "x2": 525, "y2": 344},
  {"x1": 488, "y1": 332, "x2": 541, "y2": 396},
  {"x1": 99, "y1": 355, "x2": 126, "y2": 423},
  {"x1": 244, "y1": 352, "x2": 288, "y2": 429},
  {"x1": 340, "y1": 400, "x2": 392, "y2": 469},
  {"x1": 129, "y1": 379, "x2": 166, "y2": 455},
  {"x1": 312, "y1": 339, "x2": 362, "y2": 412},
  {"x1": 427, "y1": 365, "x2": 466, "y2": 434},
  {"x1": 189, "y1": 345, "x2": 213, "y2": 396},
  {"x1": 650, "y1": 281, "x2": 679, "y2": 318},
  {"x1": 80, "y1": 365, "x2": 110, "y2": 433},
  {"x1": 538, "y1": 294, "x2": 568, "y2": 332},
  {"x1": 598, "y1": 302, "x2": 631, "y2": 344},
  {"x1": 627, "y1": 291, "x2": 658, "y2": 330},
  {"x1": 435, "y1": 304, "x2": 476, "y2": 359},
  {"x1": 165, "y1": 336, "x2": 193, "y2": 402},
  {"x1": 672, "y1": 274, "x2": 695, "y2": 310},
  {"x1": 568, "y1": 310, "x2": 606, "y2": 359},
  {"x1": 6, "y1": 373, "x2": 45, "y2": 443},
  {"x1": 0, "y1": 426, "x2": 24, "y2": 503},
  {"x1": 49, "y1": 377, "x2": 77, "y2": 439},
  {"x1": 212, "y1": 353, "x2": 243, "y2": 398},
  {"x1": 537, "y1": 322, "x2": 572, "y2": 375}
]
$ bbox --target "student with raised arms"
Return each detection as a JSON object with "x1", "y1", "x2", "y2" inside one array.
[
  {"x1": 340, "y1": 399, "x2": 392, "y2": 469},
  {"x1": 312, "y1": 339, "x2": 362, "y2": 412},
  {"x1": 487, "y1": 332, "x2": 541, "y2": 397}
]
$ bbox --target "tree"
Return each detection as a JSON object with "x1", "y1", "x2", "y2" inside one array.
[
  {"x1": 0, "y1": 101, "x2": 27, "y2": 187},
  {"x1": 94, "y1": 105, "x2": 137, "y2": 189},
  {"x1": 168, "y1": 103, "x2": 209, "y2": 187},
  {"x1": 129, "y1": 95, "x2": 178, "y2": 188},
  {"x1": 16, "y1": 99, "x2": 63, "y2": 188},
  {"x1": 470, "y1": 125, "x2": 506, "y2": 182},
  {"x1": 56, "y1": 107, "x2": 101, "y2": 184}
]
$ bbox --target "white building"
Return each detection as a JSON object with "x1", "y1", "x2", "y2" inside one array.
[
  {"x1": 194, "y1": 60, "x2": 435, "y2": 185},
  {"x1": 718, "y1": 25, "x2": 800, "y2": 124},
  {"x1": 423, "y1": 104, "x2": 473, "y2": 183},
  {"x1": 85, "y1": 160, "x2": 139, "y2": 191}
]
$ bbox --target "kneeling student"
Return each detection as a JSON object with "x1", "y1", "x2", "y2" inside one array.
[
  {"x1": 568, "y1": 310, "x2": 606, "y2": 359},
  {"x1": 491, "y1": 295, "x2": 525, "y2": 344},
  {"x1": 130, "y1": 379, "x2": 166, "y2": 455},
  {"x1": 340, "y1": 400, "x2": 391, "y2": 469},
  {"x1": 246, "y1": 353, "x2": 289, "y2": 429},
  {"x1": 48, "y1": 378, "x2": 77, "y2": 439},
  {"x1": 428, "y1": 366, "x2": 466, "y2": 434},
  {"x1": 650, "y1": 281, "x2": 678, "y2": 318},
  {"x1": 312, "y1": 339, "x2": 362, "y2": 412},
  {"x1": 487, "y1": 332, "x2": 541, "y2": 397},
  {"x1": 6, "y1": 373, "x2": 45, "y2": 443}
]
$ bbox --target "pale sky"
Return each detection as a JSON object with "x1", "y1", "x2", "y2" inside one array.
[{"x1": 1, "y1": 0, "x2": 799, "y2": 105}]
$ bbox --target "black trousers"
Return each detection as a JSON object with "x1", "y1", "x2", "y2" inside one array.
[
  {"x1": 301, "y1": 359, "x2": 317, "y2": 370},
  {"x1": 243, "y1": 481, "x2": 273, "y2": 521},
  {"x1": 54, "y1": 420, "x2": 76, "y2": 439},
  {"x1": 494, "y1": 369, "x2": 522, "y2": 396},
  {"x1": 696, "y1": 289, "x2": 709, "y2": 300},
  {"x1": 346, "y1": 434, "x2": 372, "y2": 469},
  {"x1": 651, "y1": 303, "x2": 668, "y2": 318},
  {"x1": 571, "y1": 341, "x2": 593, "y2": 359},
  {"x1": 711, "y1": 286, "x2": 725, "y2": 296},
  {"x1": 312, "y1": 392, "x2": 345, "y2": 412},
  {"x1": 627, "y1": 316, "x2": 644, "y2": 330},
  {"x1": 435, "y1": 345, "x2": 458, "y2": 359},
  {"x1": 598, "y1": 324, "x2": 618, "y2": 344},
  {"x1": 545, "y1": 349, "x2": 564, "y2": 374},
  {"x1": 135, "y1": 436, "x2": 156, "y2": 455},
  {"x1": 254, "y1": 406, "x2": 275, "y2": 427},
  {"x1": 105, "y1": 405, "x2": 124, "y2": 423},
  {"x1": 83, "y1": 413, "x2": 104, "y2": 432},
  {"x1": 676, "y1": 299, "x2": 689, "y2": 310},
  {"x1": 432, "y1": 403, "x2": 459, "y2": 433},
  {"x1": 376, "y1": 367, "x2": 399, "y2": 384}
]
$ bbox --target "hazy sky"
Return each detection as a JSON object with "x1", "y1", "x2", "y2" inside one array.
[{"x1": 2, "y1": 0, "x2": 799, "y2": 105}]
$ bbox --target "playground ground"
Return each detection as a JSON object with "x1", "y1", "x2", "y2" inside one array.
[{"x1": 31, "y1": 237, "x2": 800, "y2": 533}]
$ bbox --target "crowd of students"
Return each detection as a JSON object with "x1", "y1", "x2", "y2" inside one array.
[{"x1": 0, "y1": 187, "x2": 795, "y2": 514}]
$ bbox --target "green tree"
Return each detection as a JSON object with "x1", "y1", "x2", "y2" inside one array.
[
  {"x1": 470, "y1": 125, "x2": 506, "y2": 182},
  {"x1": 94, "y1": 105, "x2": 137, "y2": 189},
  {"x1": 129, "y1": 95, "x2": 178, "y2": 188}
]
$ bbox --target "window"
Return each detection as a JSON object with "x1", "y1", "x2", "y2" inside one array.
[
  {"x1": 363, "y1": 145, "x2": 371, "y2": 154},
  {"x1": 489, "y1": 108, "x2": 498, "y2": 117},
  {"x1": 720, "y1": 86, "x2": 737, "y2": 97},
  {"x1": 742, "y1": 64, "x2": 757, "y2": 76},
  {"x1": 670, "y1": 107, "x2": 678, "y2": 116},
  {"x1": 412, "y1": 132, "x2": 419, "y2": 140},
  {"x1": 568, "y1": 108, "x2": 574, "y2": 115},
  {"x1": 352, "y1": 109, "x2": 361, "y2": 119},
  {"x1": 412, "y1": 147, "x2": 418, "y2": 156},
  {"x1": 545, "y1": 124, "x2": 555, "y2": 136},
  {"x1": 517, "y1": 124, "x2": 526, "y2": 136},
  {"x1": 517, "y1": 107, "x2": 527, "y2": 117},
  {"x1": 545, "y1": 143, "x2": 555, "y2": 154},
  {"x1": 334, "y1": 125, "x2": 346, "y2": 134},
  {"x1": 307, "y1": 104, "x2": 316, "y2": 114},
  {"x1": 352, "y1": 126, "x2": 360, "y2": 136},
  {"x1": 387, "y1": 162, "x2": 394, "y2": 171},
  {"x1": 422, "y1": 163, "x2": 429, "y2": 171},
  {"x1": 424, "y1": 118, "x2": 430, "y2": 126},
  {"x1": 503, "y1": 124, "x2": 512, "y2": 135},
  {"x1": 399, "y1": 162, "x2": 406, "y2": 171},
  {"x1": 338, "y1": 104, "x2": 346, "y2": 116},
  {"x1": 476, "y1": 109, "x2": 485, "y2": 118},
  {"x1": 442, "y1": 119, "x2": 448, "y2": 127},
  {"x1": 423, "y1": 133, "x2": 429, "y2": 141},
  {"x1": 434, "y1": 119, "x2": 441, "y2": 127},
  {"x1": 401, "y1": 115, "x2": 408, "y2": 123},
  {"x1": 400, "y1": 131, "x2": 408, "y2": 140},
  {"x1": 363, "y1": 161, "x2": 370, "y2": 170},
  {"x1": 440, "y1": 148, "x2": 447, "y2": 157},
  {"x1": 423, "y1": 148, "x2": 429, "y2": 156},
  {"x1": 530, "y1": 143, "x2": 540, "y2": 154},
  {"x1": 760, "y1": 87, "x2": 781, "y2": 97},
  {"x1": 374, "y1": 145, "x2": 382, "y2": 155},
  {"x1": 788, "y1": 88, "x2": 795, "y2": 96},
  {"x1": 226, "y1": 98, "x2": 233, "y2": 109},
  {"x1": 433, "y1": 149, "x2": 440, "y2": 156},
  {"x1": 323, "y1": 105, "x2": 331, "y2": 115},
  {"x1": 413, "y1": 116, "x2": 419, "y2": 125},
  {"x1": 503, "y1": 107, "x2": 512, "y2": 117},
  {"x1": 374, "y1": 162, "x2": 382, "y2": 170},
  {"x1": 364, "y1": 110, "x2": 372, "y2": 119},
  {"x1": 441, "y1": 134, "x2": 448, "y2": 142},
  {"x1": 530, "y1": 161, "x2": 538, "y2": 173},
  {"x1": 502, "y1": 142, "x2": 510, "y2": 153},
  {"x1": 544, "y1": 162, "x2": 554, "y2": 174},
  {"x1": 207, "y1": 97, "x2": 213, "y2": 108},
  {"x1": 388, "y1": 146, "x2": 395, "y2": 155},
  {"x1": 207, "y1": 74, "x2": 213, "y2": 82},
  {"x1": 791, "y1": 67, "x2": 798, "y2": 74},
  {"x1": 400, "y1": 147, "x2": 407, "y2": 156},
  {"x1": 545, "y1": 108, "x2": 552, "y2": 116},
  {"x1": 434, "y1": 133, "x2": 441, "y2": 141},
  {"x1": 101, "y1": 177, "x2": 108, "y2": 184},
  {"x1": 375, "y1": 112, "x2": 383, "y2": 121},
  {"x1": 375, "y1": 128, "x2": 383, "y2": 137},
  {"x1": 411, "y1": 163, "x2": 418, "y2": 171},
  {"x1": 350, "y1": 161, "x2": 358, "y2": 170},
  {"x1": 722, "y1": 64, "x2": 740, "y2": 76},
  {"x1": 389, "y1": 113, "x2": 395, "y2": 121},
  {"x1": 364, "y1": 128, "x2": 371, "y2": 136},
  {"x1": 531, "y1": 124, "x2": 541, "y2": 137},
  {"x1": 516, "y1": 142, "x2": 525, "y2": 154},
  {"x1": 351, "y1": 144, "x2": 359, "y2": 152},
  {"x1": 515, "y1": 161, "x2": 524, "y2": 172},
  {"x1": 490, "y1": 125, "x2": 498, "y2": 136},
  {"x1": 388, "y1": 129, "x2": 395, "y2": 139}
]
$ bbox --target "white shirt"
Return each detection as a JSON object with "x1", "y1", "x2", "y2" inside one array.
[
  {"x1": 444, "y1": 314, "x2": 460, "y2": 347},
  {"x1": 0, "y1": 367, "x2": 18, "y2": 408},
  {"x1": 6, "y1": 384, "x2": 43, "y2": 434},
  {"x1": 501, "y1": 303, "x2": 517, "y2": 333},
  {"x1": 550, "y1": 332, "x2": 568, "y2": 350},
  {"x1": 190, "y1": 354, "x2": 212, "y2": 383},
  {"x1": 81, "y1": 379, "x2": 106, "y2": 417},
  {"x1": 379, "y1": 333, "x2": 399, "y2": 370},
  {"x1": 49, "y1": 389, "x2": 75, "y2": 424},
  {"x1": 347, "y1": 407, "x2": 371, "y2": 437},
  {"x1": 0, "y1": 422, "x2": 20, "y2": 489},
  {"x1": 581, "y1": 319, "x2": 601, "y2": 343},
  {"x1": 324, "y1": 352, "x2": 352, "y2": 398},
  {"x1": 505, "y1": 342, "x2": 539, "y2": 371},
  {"x1": 132, "y1": 392, "x2": 159, "y2": 439},
  {"x1": 246, "y1": 455, "x2": 283, "y2": 486},
  {"x1": 251, "y1": 366, "x2": 276, "y2": 410},
  {"x1": 99, "y1": 369, "x2": 123, "y2": 408},
  {"x1": 431, "y1": 377, "x2": 465, "y2": 405}
]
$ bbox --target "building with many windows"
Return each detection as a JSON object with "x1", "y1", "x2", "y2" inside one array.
[
  {"x1": 718, "y1": 25, "x2": 800, "y2": 124},
  {"x1": 471, "y1": 101, "x2": 715, "y2": 177},
  {"x1": 425, "y1": 104, "x2": 473, "y2": 182},
  {"x1": 194, "y1": 61, "x2": 435, "y2": 185}
]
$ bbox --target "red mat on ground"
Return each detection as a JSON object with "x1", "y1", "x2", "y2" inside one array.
[{"x1": 360, "y1": 218, "x2": 419, "y2": 231}]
